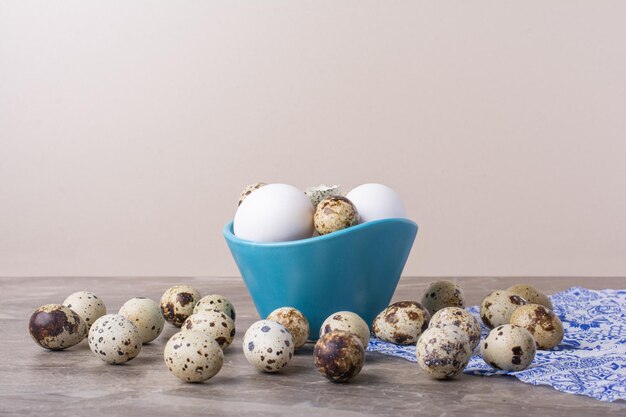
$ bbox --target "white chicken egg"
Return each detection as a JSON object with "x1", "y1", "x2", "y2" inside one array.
[
  {"x1": 346, "y1": 184, "x2": 406, "y2": 223},
  {"x1": 234, "y1": 184, "x2": 314, "y2": 243}
]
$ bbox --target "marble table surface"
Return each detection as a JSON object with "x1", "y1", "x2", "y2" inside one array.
[{"x1": 1, "y1": 276, "x2": 624, "y2": 417}]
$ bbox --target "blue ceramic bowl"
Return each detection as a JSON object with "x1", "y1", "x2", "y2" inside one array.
[{"x1": 223, "y1": 218, "x2": 418, "y2": 340}]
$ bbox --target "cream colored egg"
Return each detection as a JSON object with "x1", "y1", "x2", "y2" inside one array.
[
  {"x1": 160, "y1": 285, "x2": 201, "y2": 327},
  {"x1": 420, "y1": 281, "x2": 465, "y2": 316},
  {"x1": 481, "y1": 324, "x2": 536, "y2": 371},
  {"x1": 266, "y1": 307, "x2": 309, "y2": 350},
  {"x1": 243, "y1": 320, "x2": 294, "y2": 373},
  {"x1": 416, "y1": 326, "x2": 472, "y2": 379},
  {"x1": 118, "y1": 298, "x2": 164, "y2": 344},
  {"x1": 510, "y1": 304, "x2": 564, "y2": 350},
  {"x1": 164, "y1": 331, "x2": 223, "y2": 382},
  {"x1": 372, "y1": 301, "x2": 430, "y2": 345},
  {"x1": 320, "y1": 311, "x2": 370, "y2": 347},
  {"x1": 429, "y1": 307, "x2": 481, "y2": 350},
  {"x1": 507, "y1": 284, "x2": 553, "y2": 310},
  {"x1": 480, "y1": 290, "x2": 527, "y2": 329},
  {"x1": 88, "y1": 314, "x2": 142, "y2": 364},
  {"x1": 182, "y1": 311, "x2": 235, "y2": 350},
  {"x1": 193, "y1": 294, "x2": 236, "y2": 321},
  {"x1": 345, "y1": 183, "x2": 406, "y2": 223},
  {"x1": 63, "y1": 291, "x2": 106, "y2": 329}
]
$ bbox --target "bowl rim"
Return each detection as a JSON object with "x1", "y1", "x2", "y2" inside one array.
[{"x1": 223, "y1": 217, "x2": 418, "y2": 248}]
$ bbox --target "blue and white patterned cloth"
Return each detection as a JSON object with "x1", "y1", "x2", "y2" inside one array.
[{"x1": 367, "y1": 287, "x2": 626, "y2": 402}]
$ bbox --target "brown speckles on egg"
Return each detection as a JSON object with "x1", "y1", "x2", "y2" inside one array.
[
  {"x1": 480, "y1": 290, "x2": 527, "y2": 329},
  {"x1": 266, "y1": 307, "x2": 310, "y2": 350},
  {"x1": 320, "y1": 311, "x2": 370, "y2": 347},
  {"x1": 62, "y1": 291, "x2": 106, "y2": 330},
  {"x1": 313, "y1": 196, "x2": 359, "y2": 235},
  {"x1": 420, "y1": 281, "x2": 465, "y2": 316},
  {"x1": 88, "y1": 314, "x2": 141, "y2": 364},
  {"x1": 181, "y1": 311, "x2": 235, "y2": 350},
  {"x1": 29, "y1": 304, "x2": 87, "y2": 350},
  {"x1": 510, "y1": 304, "x2": 564, "y2": 349},
  {"x1": 429, "y1": 307, "x2": 482, "y2": 350},
  {"x1": 118, "y1": 297, "x2": 164, "y2": 344},
  {"x1": 372, "y1": 301, "x2": 430, "y2": 345},
  {"x1": 416, "y1": 326, "x2": 472, "y2": 379},
  {"x1": 193, "y1": 294, "x2": 236, "y2": 321},
  {"x1": 160, "y1": 285, "x2": 201, "y2": 327},
  {"x1": 507, "y1": 284, "x2": 553, "y2": 310},
  {"x1": 481, "y1": 324, "x2": 536, "y2": 371},
  {"x1": 243, "y1": 320, "x2": 294, "y2": 373},
  {"x1": 164, "y1": 331, "x2": 223, "y2": 382},
  {"x1": 314, "y1": 330, "x2": 365, "y2": 383}
]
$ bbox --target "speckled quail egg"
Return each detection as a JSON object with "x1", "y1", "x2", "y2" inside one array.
[
  {"x1": 193, "y1": 294, "x2": 236, "y2": 321},
  {"x1": 372, "y1": 301, "x2": 430, "y2": 345},
  {"x1": 62, "y1": 291, "x2": 106, "y2": 329},
  {"x1": 88, "y1": 314, "x2": 142, "y2": 364},
  {"x1": 266, "y1": 307, "x2": 309, "y2": 350},
  {"x1": 182, "y1": 311, "x2": 235, "y2": 350},
  {"x1": 29, "y1": 304, "x2": 87, "y2": 350},
  {"x1": 313, "y1": 196, "x2": 359, "y2": 235},
  {"x1": 420, "y1": 281, "x2": 465, "y2": 316},
  {"x1": 416, "y1": 326, "x2": 472, "y2": 379},
  {"x1": 314, "y1": 330, "x2": 365, "y2": 383},
  {"x1": 507, "y1": 284, "x2": 553, "y2": 310},
  {"x1": 118, "y1": 297, "x2": 164, "y2": 344},
  {"x1": 480, "y1": 290, "x2": 527, "y2": 329},
  {"x1": 510, "y1": 304, "x2": 564, "y2": 350},
  {"x1": 238, "y1": 182, "x2": 266, "y2": 206},
  {"x1": 481, "y1": 324, "x2": 536, "y2": 371},
  {"x1": 429, "y1": 307, "x2": 481, "y2": 351},
  {"x1": 164, "y1": 330, "x2": 224, "y2": 382},
  {"x1": 320, "y1": 311, "x2": 371, "y2": 347},
  {"x1": 243, "y1": 320, "x2": 294, "y2": 372},
  {"x1": 305, "y1": 184, "x2": 342, "y2": 207},
  {"x1": 160, "y1": 285, "x2": 201, "y2": 327}
]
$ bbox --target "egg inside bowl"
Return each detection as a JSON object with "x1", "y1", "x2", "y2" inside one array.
[{"x1": 224, "y1": 218, "x2": 418, "y2": 341}]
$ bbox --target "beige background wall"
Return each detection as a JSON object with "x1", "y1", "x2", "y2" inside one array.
[{"x1": 1, "y1": 1, "x2": 625, "y2": 277}]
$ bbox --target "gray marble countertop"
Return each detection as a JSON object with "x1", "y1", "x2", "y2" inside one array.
[{"x1": 1, "y1": 276, "x2": 625, "y2": 417}]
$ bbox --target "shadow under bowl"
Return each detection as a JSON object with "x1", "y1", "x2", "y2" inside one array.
[{"x1": 223, "y1": 218, "x2": 418, "y2": 340}]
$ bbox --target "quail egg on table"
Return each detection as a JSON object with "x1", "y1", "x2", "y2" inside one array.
[
  {"x1": 420, "y1": 280, "x2": 465, "y2": 316},
  {"x1": 480, "y1": 290, "x2": 527, "y2": 329},
  {"x1": 160, "y1": 284, "x2": 201, "y2": 327},
  {"x1": 182, "y1": 311, "x2": 235, "y2": 350},
  {"x1": 193, "y1": 294, "x2": 236, "y2": 321},
  {"x1": 481, "y1": 324, "x2": 536, "y2": 371},
  {"x1": 313, "y1": 196, "x2": 359, "y2": 235},
  {"x1": 507, "y1": 284, "x2": 553, "y2": 310},
  {"x1": 266, "y1": 307, "x2": 309, "y2": 350},
  {"x1": 305, "y1": 184, "x2": 342, "y2": 208},
  {"x1": 62, "y1": 291, "x2": 106, "y2": 329},
  {"x1": 429, "y1": 307, "x2": 481, "y2": 350},
  {"x1": 510, "y1": 304, "x2": 564, "y2": 350},
  {"x1": 118, "y1": 297, "x2": 164, "y2": 344},
  {"x1": 88, "y1": 314, "x2": 142, "y2": 364},
  {"x1": 372, "y1": 301, "x2": 430, "y2": 345},
  {"x1": 238, "y1": 182, "x2": 266, "y2": 206},
  {"x1": 243, "y1": 320, "x2": 294, "y2": 372},
  {"x1": 29, "y1": 304, "x2": 87, "y2": 350},
  {"x1": 320, "y1": 311, "x2": 371, "y2": 347},
  {"x1": 314, "y1": 330, "x2": 365, "y2": 383},
  {"x1": 164, "y1": 331, "x2": 223, "y2": 382},
  {"x1": 416, "y1": 326, "x2": 472, "y2": 379}
]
